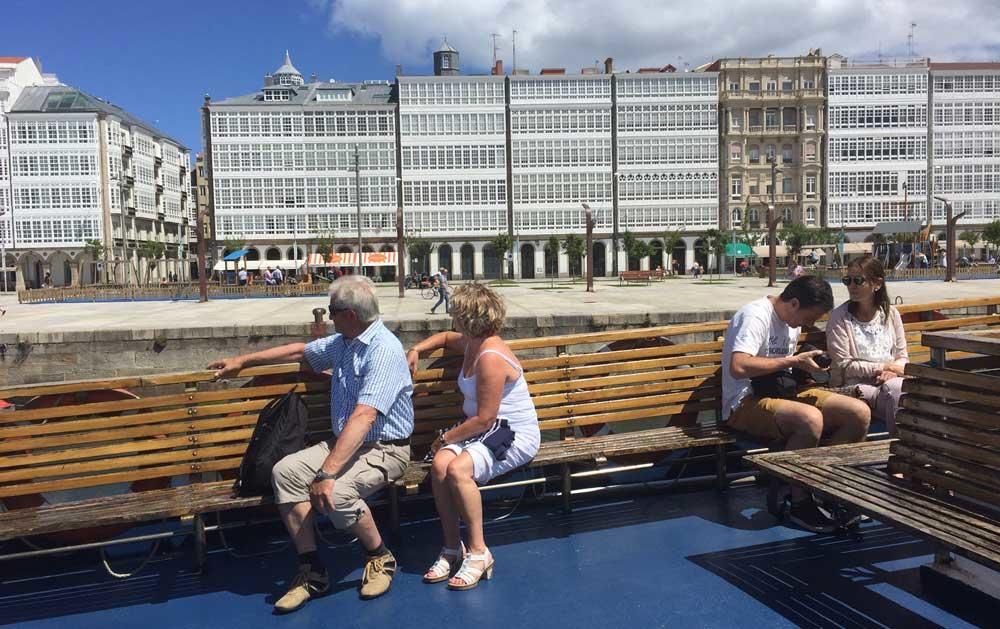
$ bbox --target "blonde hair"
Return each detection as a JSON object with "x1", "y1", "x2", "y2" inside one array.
[{"x1": 450, "y1": 282, "x2": 506, "y2": 338}]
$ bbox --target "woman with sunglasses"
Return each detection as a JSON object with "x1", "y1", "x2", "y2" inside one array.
[{"x1": 826, "y1": 256, "x2": 908, "y2": 433}]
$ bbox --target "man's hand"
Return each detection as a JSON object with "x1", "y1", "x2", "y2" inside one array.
[
  {"x1": 406, "y1": 349, "x2": 419, "y2": 376},
  {"x1": 207, "y1": 356, "x2": 245, "y2": 380},
  {"x1": 310, "y1": 478, "x2": 336, "y2": 515},
  {"x1": 793, "y1": 349, "x2": 826, "y2": 373}
]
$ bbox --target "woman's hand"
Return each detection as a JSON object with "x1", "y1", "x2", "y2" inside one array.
[
  {"x1": 406, "y1": 349, "x2": 419, "y2": 376},
  {"x1": 876, "y1": 370, "x2": 899, "y2": 385},
  {"x1": 883, "y1": 362, "x2": 906, "y2": 376},
  {"x1": 429, "y1": 434, "x2": 445, "y2": 455}
]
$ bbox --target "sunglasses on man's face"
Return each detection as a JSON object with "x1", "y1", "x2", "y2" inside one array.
[
  {"x1": 841, "y1": 276, "x2": 867, "y2": 286},
  {"x1": 328, "y1": 304, "x2": 352, "y2": 319}
]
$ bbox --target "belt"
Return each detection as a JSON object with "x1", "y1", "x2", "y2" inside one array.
[{"x1": 375, "y1": 438, "x2": 410, "y2": 447}]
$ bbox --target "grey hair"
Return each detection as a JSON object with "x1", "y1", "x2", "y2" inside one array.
[{"x1": 328, "y1": 275, "x2": 380, "y2": 322}]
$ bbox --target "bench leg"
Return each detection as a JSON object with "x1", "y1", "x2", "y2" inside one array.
[
  {"x1": 715, "y1": 444, "x2": 728, "y2": 491},
  {"x1": 561, "y1": 463, "x2": 572, "y2": 514},
  {"x1": 193, "y1": 514, "x2": 207, "y2": 572},
  {"x1": 388, "y1": 484, "x2": 401, "y2": 537}
]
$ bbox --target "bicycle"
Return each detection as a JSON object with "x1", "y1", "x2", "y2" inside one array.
[{"x1": 421, "y1": 285, "x2": 439, "y2": 300}]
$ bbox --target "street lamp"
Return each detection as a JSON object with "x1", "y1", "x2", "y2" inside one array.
[
  {"x1": 934, "y1": 195, "x2": 967, "y2": 282},
  {"x1": 731, "y1": 209, "x2": 738, "y2": 275},
  {"x1": 354, "y1": 144, "x2": 363, "y2": 275},
  {"x1": 766, "y1": 153, "x2": 782, "y2": 287},
  {"x1": 0, "y1": 208, "x2": 7, "y2": 293}
]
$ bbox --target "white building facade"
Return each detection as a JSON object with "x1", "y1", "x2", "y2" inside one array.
[
  {"x1": 6, "y1": 82, "x2": 190, "y2": 289},
  {"x1": 509, "y1": 72, "x2": 613, "y2": 278},
  {"x1": 616, "y1": 71, "x2": 719, "y2": 272},
  {"x1": 929, "y1": 63, "x2": 1000, "y2": 231},
  {"x1": 826, "y1": 57, "x2": 930, "y2": 238},
  {"x1": 397, "y1": 73, "x2": 508, "y2": 279},
  {"x1": 207, "y1": 53, "x2": 399, "y2": 277}
]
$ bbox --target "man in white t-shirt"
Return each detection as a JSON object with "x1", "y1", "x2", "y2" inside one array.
[{"x1": 722, "y1": 275, "x2": 870, "y2": 533}]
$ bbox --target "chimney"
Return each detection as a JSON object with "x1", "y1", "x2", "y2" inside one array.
[
  {"x1": 604, "y1": 57, "x2": 613, "y2": 74},
  {"x1": 395, "y1": 64, "x2": 403, "y2": 76},
  {"x1": 540, "y1": 68, "x2": 566, "y2": 75},
  {"x1": 492, "y1": 59, "x2": 504, "y2": 75}
]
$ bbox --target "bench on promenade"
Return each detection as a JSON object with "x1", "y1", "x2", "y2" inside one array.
[
  {"x1": 619, "y1": 270, "x2": 651, "y2": 285},
  {"x1": 1, "y1": 296, "x2": 998, "y2": 573},
  {"x1": 747, "y1": 328, "x2": 1000, "y2": 597},
  {"x1": 650, "y1": 269, "x2": 666, "y2": 281}
]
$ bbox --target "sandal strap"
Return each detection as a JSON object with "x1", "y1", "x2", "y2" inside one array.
[{"x1": 453, "y1": 550, "x2": 492, "y2": 584}]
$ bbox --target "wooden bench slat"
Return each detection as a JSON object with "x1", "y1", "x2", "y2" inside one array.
[
  {"x1": 535, "y1": 389, "x2": 720, "y2": 421},
  {"x1": 537, "y1": 400, "x2": 719, "y2": 431},
  {"x1": 757, "y1": 460, "x2": 1000, "y2": 569},
  {"x1": 889, "y1": 460, "x2": 1000, "y2": 517},
  {"x1": 0, "y1": 443, "x2": 250, "y2": 485},
  {"x1": 896, "y1": 410, "x2": 1000, "y2": 450},
  {"x1": 899, "y1": 397, "x2": 1000, "y2": 430},
  {"x1": 0, "y1": 382, "x2": 328, "y2": 424},
  {"x1": 0, "y1": 481, "x2": 269, "y2": 541},
  {"x1": 902, "y1": 380, "x2": 1000, "y2": 411},
  {"x1": 896, "y1": 428, "x2": 1000, "y2": 473},
  {"x1": 0, "y1": 428, "x2": 256, "y2": 474},
  {"x1": 891, "y1": 443, "x2": 1000, "y2": 496},
  {"x1": 529, "y1": 377, "x2": 719, "y2": 409},
  {"x1": 527, "y1": 365, "x2": 721, "y2": 396},
  {"x1": 524, "y1": 353, "x2": 723, "y2": 383}
]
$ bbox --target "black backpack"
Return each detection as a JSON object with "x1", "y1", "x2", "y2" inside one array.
[{"x1": 233, "y1": 391, "x2": 308, "y2": 497}]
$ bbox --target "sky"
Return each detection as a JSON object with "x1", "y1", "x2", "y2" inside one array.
[{"x1": 3, "y1": 0, "x2": 999, "y2": 157}]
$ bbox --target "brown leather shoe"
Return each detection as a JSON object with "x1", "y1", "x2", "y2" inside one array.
[
  {"x1": 359, "y1": 550, "x2": 397, "y2": 599},
  {"x1": 273, "y1": 565, "x2": 330, "y2": 614}
]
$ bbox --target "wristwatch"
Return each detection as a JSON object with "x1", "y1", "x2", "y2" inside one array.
[{"x1": 312, "y1": 470, "x2": 337, "y2": 484}]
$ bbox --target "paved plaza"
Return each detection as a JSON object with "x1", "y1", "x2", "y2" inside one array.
[{"x1": 2, "y1": 275, "x2": 999, "y2": 334}]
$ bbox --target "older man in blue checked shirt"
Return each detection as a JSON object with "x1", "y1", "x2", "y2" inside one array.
[{"x1": 209, "y1": 275, "x2": 414, "y2": 613}]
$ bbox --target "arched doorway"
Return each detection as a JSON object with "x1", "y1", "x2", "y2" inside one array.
[
  {"x1": 520, "y1": 244, "x2": 535, "y2": 279},
  {"x1": 568, "y1": 250, "x2": 582, "y2": 278},
  {"x1": 483, "y1": 245, "x2": 502, "y2": 280},
  {"x1": 362, "y1": 245, "x2": 375, "y2": 278},
  {"x1": 592, "y1": 242, "x2": 606, "y2": 277},
  {"x1": 437, "y1": 244, "x2": 453, "y2": 277},
  {"x1": 336, "y1": 245, "x2": 354, "y2": 275},
  {"x1": 245, "y1": 248, "x2": 261, "y2": 261},
  {"x1": 460, "y1": 244, "x2": 474, "y2": 279},
  {"x1": 2, "y1": 252, "x2": 16, "y2": 291},
  {"x1": 672, "y1": 240, "x2": 687, "y2": 274},
  {"x1": 649, "y1": 240, "x2": 664, "y2": 273},
  {"x1": 20, "y1": 252, "x2": 45, "y2": 289},
  {"x1": 48, "y1": 252, "x2": 72, "y2": 286},
  {"x1": 694, "y1": 239, "x2": 709, "y2": 271},
  {"x1": 379, "y1": 244, "x2": 396, "y2": 282},
  {"x1": 265, "y1": 247, "x2": 282, "y2": 261}
]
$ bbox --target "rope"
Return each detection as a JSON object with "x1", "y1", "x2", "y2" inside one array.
[{"x1": 99, "y1": 541, "x2": 161, "y2": 579}]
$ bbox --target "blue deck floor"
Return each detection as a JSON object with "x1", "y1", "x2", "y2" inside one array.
[{"x1": 0, "y1": 484, "x2": 987, "y2": 629}]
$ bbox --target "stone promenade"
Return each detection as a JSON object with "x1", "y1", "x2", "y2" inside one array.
[{"x1": 2, "y1": 275, "x2": 999, "y2": 334}]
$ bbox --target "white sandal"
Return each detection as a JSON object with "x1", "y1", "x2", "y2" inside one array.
[
  {"x1": 423, "y1": 543, "x2": 465, "y2": 583},
  {"x1": 448, "y1": 548, "x2": 494, "y2": 590}
]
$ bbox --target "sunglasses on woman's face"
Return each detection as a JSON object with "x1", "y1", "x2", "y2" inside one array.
[{"x1": 841, "y1": 276, "x2": 867, "y2": 286}]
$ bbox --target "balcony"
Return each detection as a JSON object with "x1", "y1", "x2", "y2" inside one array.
[
  {"x1": 122, "y1": 145, "x2": 133, "y2": 156},
  {"x1": 723, "y1": 89, "x2": 800, "y2": 102},
  {"x1": 746, "y1": 193, "x2": 799, "y2": 205}
]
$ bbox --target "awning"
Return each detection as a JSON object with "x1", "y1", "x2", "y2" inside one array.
[
  {"x1": 307, "y1": 251, "x2": 398, "y2": 267},
  {"x1": 725, "y1": 243, "x2": 753, "y2": 257},
  {"x1": 212, "y1": 259, "x2": 307, "y2": 272},
  {"x1": 873, "y1": 221, "x2": 924, "y2": 235},
  {"x1": 222, "y1": 249, "x2": 250, "y2": 261},
  {"x1": 753, "y1": 245, "x2": 788, "y2": 258}
]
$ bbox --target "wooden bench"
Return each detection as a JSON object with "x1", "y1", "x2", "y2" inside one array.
[
  {"x1": 1, "y1": 296, "x2": 997, "y2": 569},
  {"x1": 746, "y1": 329, "x2": 1000, "y2": 597},
  {"x1": 650, "y1": 269, "x2": 667, "y2": 281},
  {"x1": 619, "y1": 270, "x2": 651, "y2": 285}
]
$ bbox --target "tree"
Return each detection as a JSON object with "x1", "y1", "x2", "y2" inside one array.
[
  {"x1": 222, "y1": 237, "x2": 246, "y2": 256},
  {"x1": 701, "y1": 229, "x2": 729, "y2": 280},
  {"x1": 80, "y1": 239, "x2": 105, "y2": 286},
  {"x1": 489, "y1": 233, "x2": 514, "y2": 280},
  {"x1": 779, "y1": 223, "x2": 813, "y2": 260},
  {"x1": 137, "y1": 241, "x2": 166, "y2": 285},
  {"x1": 544, "y1": 235, "x2": 561, "y2": 277},
  {"x1": 959, "y1": 230, "x2": 980, "y2": 259},
  {"x1": 622, "y1": 231, "x2": 652, "y2": 270},
  {"x1": 562, "y1": 234, "x2": 586, "y2": 278},
  {"x1": 311, "y1": 231, "x2": 337, "y2": 274},
  {"x1": 661, "y1": 230, "x2": 684, "y2": 272},
  {"x1": 983, "y1": 220, "x2": 1000, "y2": 258},
  {"x1": 405, "y1": 233, "x2": 435, "y2": 276}
]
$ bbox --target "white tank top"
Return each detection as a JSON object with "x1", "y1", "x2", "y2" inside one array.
[{"x1": 457, "y1": 348, "x2": 538, "y2": 430}]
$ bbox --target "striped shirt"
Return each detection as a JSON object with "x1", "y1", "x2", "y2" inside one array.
[{"x1": 303, "y1": 319, "x2": 414, "y2": 442}]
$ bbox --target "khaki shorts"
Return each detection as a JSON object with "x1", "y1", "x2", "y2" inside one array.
[
  {"x1": 726, "y1": 387, "x2": 840, "y2": 442},
  {"x1": 271, "y1": 440, "x2": 409, "y2": 529}
]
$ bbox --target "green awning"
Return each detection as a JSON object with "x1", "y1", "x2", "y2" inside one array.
[{"x1": 725, "y1": 243, "x2": 753, "y2": 257}]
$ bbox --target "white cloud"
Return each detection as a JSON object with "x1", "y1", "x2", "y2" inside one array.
[{"x1": 311, "y1": 0, "x2": 1000, "y2": 73}]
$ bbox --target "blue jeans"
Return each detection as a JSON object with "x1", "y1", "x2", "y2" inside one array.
[{"x1": 432, "y1": 289, "x2": 449, "y2": 313}]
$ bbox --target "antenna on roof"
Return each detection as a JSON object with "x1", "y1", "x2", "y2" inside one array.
[
  {"x1": 908, "y1": 21, "x2": 917, "y2": 57},
  {"x1": 491, "y1": 33, "x2": 501, "y2": 66},
  {"x1": 512, "y1": 29, "x2": 517, "y2": 74}
]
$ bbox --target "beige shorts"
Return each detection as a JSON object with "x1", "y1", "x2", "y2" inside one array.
[
  {"x1": 726, "y1": 387, "x2": 840, "y2": 442},
  {"x1": 271, "y1": 440, "x2": 409, "y2": 529}
]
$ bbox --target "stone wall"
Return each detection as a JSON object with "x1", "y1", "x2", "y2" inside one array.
[{"x1": 0, "y1": 310, "x2": 735, "y2": 386}]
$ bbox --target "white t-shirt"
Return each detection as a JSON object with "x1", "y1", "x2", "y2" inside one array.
[{"x1": 721, "y1": 297, "x2": 800, "y2": 419}]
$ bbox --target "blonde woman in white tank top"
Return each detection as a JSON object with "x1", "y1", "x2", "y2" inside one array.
[{"x1": 406, "y1": 283, "x2": 539, "y2": 591}]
